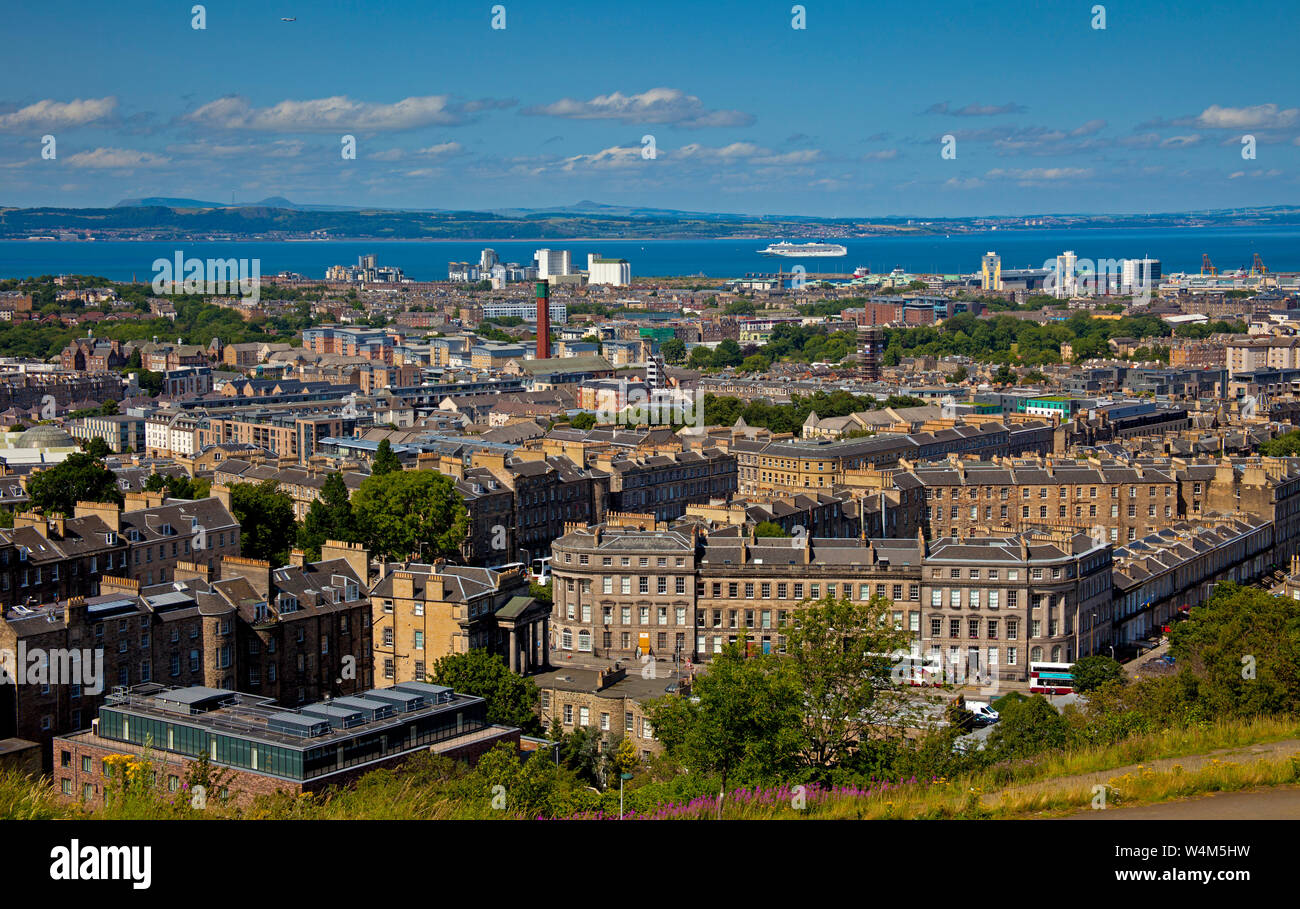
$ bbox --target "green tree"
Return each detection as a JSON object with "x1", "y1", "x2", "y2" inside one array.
[
  {"x1": 557, "y1": 724, "x2": 606, "y2": 788},
  {"x1": 297, "y1": 473, "x2": 357, "y2": 561},
  {"x1": 569, "y1": 412, "x2": 597, "y2": 431},
  {"x1": 645, "y1": 641, "x2": 803, "y2": 815},
  {"x1": 26, "y1": 452, "x2": 123, "y2": 515},
  {"x1": 465, "y1": 741, "x2": 561, "y2": 818},
  {"x1": 687, "y1": 346, "x2": 714, "y2": 369},
  {"x1": 81, "y1": 437, "x2": 111, "y2": 460},
  {"x1": 228, "y1": 479, "x2": 296, "y2": 566},
  {"x1": 353, "y1": 470, "x2": 467, "y2": 563},
  {"x1": 782, "y1": 594, "x2": 914, "y2": 772},
  {"x1": 710, "y1": 338, "x2": 744, "y2": 368},
  {"x1": 660, "y1": 338, "x2": 686, "y2": 364},
  {"x1": 1168, "y1": 582, "x2": 1300, "y2": 716},
  {"x1": 1071, "y1": 655, "x2": 1125, "y2": 693},
  {"x1": 752, "y1": 521, "x2": 789, "y2": 538},
  {"x1": 99, "y1": 399, "x2": 119, "y2": 416},
  {"x1": 987, "y1": 695, "x2": 1069, "y2": 761},
  {"x1": 430, "y1": 650, "x2": 541, "y2": 733},
  {"x1": 370, "y1": 439, "x2": 402, "y2": 475}
]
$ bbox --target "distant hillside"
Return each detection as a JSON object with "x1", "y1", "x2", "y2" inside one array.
[{"x1": 1, "y1": 201, "x2": 1298, "y2": 241}]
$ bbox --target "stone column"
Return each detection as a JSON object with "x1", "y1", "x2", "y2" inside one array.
[{"x1": 508, "y1": 628, "x2": 518, "y2": 673}]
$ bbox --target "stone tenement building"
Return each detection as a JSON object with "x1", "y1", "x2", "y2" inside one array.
[
  {"x1": 918, "y1": 534, "x2": 1113, "y2": 680},
  {"x1": 549, "y1": 511, "x2": 1283, "y2": 684},
  {"x1": 729, "y1": 420, "x2": 1055, "y2": 497},
  {"x1": 895, "y1": 458, "x2": 1180, "y2": 544},
  {"x1": 536, "y1": 664, "x2": 674, "y2": 761},
  {"x1": 0, "y1": 541, "x2": 372, "y2": 769},
  {"x1": 884, "y1": 455, "x2": 1300, "y2": 551},
  {"x1": 370, "y1": 560, "x2": 546, "y2": 683},
  {"x1": 53, "y1": 681, "x2": 517, "y2": 808},
  {"x1": 0, "y1": 493, "x2": 239, "y2": 611}
]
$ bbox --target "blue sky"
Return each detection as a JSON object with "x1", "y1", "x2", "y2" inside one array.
[{"x1": 2, "y1": 0, "x2": 1298, "y2": 216}]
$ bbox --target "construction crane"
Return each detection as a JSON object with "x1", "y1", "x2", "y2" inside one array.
[
  {"x1": 1201, "y1": 254, "x2": 1217, "y2": 277},
  {"x1": 1251, "y1": 253, "x2": 1268, "y2": 275}
]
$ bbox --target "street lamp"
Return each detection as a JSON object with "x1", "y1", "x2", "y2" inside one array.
[{"x1": 619, "y1": 772, "x2": 633, "y2": 819}]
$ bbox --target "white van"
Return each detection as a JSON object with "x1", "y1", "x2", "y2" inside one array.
[{"x1": 966, "y1": 701, "x2": 1000, "y2": 726}]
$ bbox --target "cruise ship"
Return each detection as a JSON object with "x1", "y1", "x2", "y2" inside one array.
[{"x1": 757, "y1": 241, "x2": 848, "y2": 257}]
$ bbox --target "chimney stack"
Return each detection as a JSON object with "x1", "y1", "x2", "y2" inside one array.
[{"x1": 535, "y1": 281, "x2": 551, "y2": 360}]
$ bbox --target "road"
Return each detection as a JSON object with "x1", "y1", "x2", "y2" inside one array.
[{"x1": 1068, "y1": 785, "x2": 1300, "y2": 819}]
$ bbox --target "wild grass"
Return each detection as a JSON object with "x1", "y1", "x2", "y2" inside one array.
[{"x1": 8, "y1": 714, "x2": 1300, "y2": 820}]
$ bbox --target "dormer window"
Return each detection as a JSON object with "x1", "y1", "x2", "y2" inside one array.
[
  {"x1": 278, "y1": 594, "x2": 299, "y2": 614},
  {"x1": 105, "y1": 532, "x2": 117, "y2": 546}
]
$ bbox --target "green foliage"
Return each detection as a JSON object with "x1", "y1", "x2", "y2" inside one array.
[
  {"x1": 228, "y1": 479, "x2": 296, "y2": 566},
  {"x1": 146, "y1": 472, "x2": 211, "y2": 500},
  {"x1": 1260, "y1": 431, "x2": 1300, "y2": 457},
  {"x1": 702, "y1": 388, "x2": 877, "y2": 434},
  {"x1": 645, "y1": 640, "x2": 804, "y2": 811},
  {"x1": 297, "y1": 473, "x2": 357, "y2": 561},
  {"x1": 782, "y1": 595, "x2": 915, "y2": 773},
  {"x1": 370, "y1": 439, "x2": 402, "y2": 475},
  {"x1": 1071, "y1": 655, "x2": 1125, "y2": 693},
  {"x1": 1167, "y1": 582, "x2": 1300, "y2": 716},
  {"x1": 659, "y1": 337, "x2": 686, "y2": 364},
  {"x1": 81, "y1": 437, "x2": 111, "y2": 460},
  {"x1": 26, "y1": 452, "x2": 123, "y2": 515},
  {"x1": 759, "y1": 323, "x2": 856, "y2": 364},
  {"x1": 568, "y1": 412, "x2": 597, "y2": 431},
  {"x1": 752, "y1": 521, "x2": 789, "y2": 538},
  {"x1": 987, "y1": 695, "x2": 1070, "y2": 761},
  {"x1": 352, "y1": 470, "x2": 467, "y2": 562},
  {"x1": 881, "y1": 312, "x2": 1175, "y2": 369},
  {"x1": 430, "y1": 650, "x2": 541, "y2": 733}
]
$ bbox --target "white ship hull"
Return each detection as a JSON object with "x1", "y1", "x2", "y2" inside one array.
[{"x1": 758, "y1": 242, "x2": 848, "y2": 257}]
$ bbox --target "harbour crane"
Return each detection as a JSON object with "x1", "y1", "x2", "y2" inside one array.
[
  {"x1": 1200, "y1": 254, "x2": 1217, "y2": 276},
  {"x1": 1251, "y1": 253, "x2": 1268, "y2": 276}
]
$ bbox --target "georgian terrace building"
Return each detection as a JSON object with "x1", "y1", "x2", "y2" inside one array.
[
  {"x1": 918, "y1": 533, "x2": 1113, "y2": 682},
  {"x1": 551, "y1": 509, "x2": 1285, "y2": 685},
  {"x1": 551, "y1": 523, "x2": 1113, "y2": 683},
  {"x1": 894, "y1": 458, "x2": 1180, "y2": 544}
]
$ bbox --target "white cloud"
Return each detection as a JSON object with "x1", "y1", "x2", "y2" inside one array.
[
  {"x1": 416, "y1": 141, "x2": 464, "y2": 159},
  {"x1": 0, "y1": 97, "x2": 117, "y2": 131},
  {"x1": 863, "y1": 149, "x2": 899, "y2": 160},
  {"x1": 184, "y1": 95, "x2": 484, "y2": 132},
  {"x1": 523, "y1": 88, "x2": 754, "y2": 128},
  {"x1": 985, "y1": 166, "x2": 1092, "y2": 183},
  {"x1": 65, "y1": 147, "x2": 170, "y2": 169},
  {"x1": 1195, "y1": 104, "x2": 1300, "y2": 129},
  {"x1": 926, "y1": 101, "x2": 1026, "y2": 117}
]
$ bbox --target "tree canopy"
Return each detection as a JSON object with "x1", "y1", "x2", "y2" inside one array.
[
  {"x1": 26, "y1": 453, "x2": 123, "y2": 515},
  {"x1": 430, "y1": 649, "x2": 541, "y2": 733},
  {"x1": 352, "y1": 470, "x2": 468, "y2": 562},
  {"x1": 228, "y1": 479, "x2": 296, "y2": 566}
]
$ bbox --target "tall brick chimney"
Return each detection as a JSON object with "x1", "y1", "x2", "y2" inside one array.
[{"x1": 535, "y1": 281, "x2": 551, "y2": 359}]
